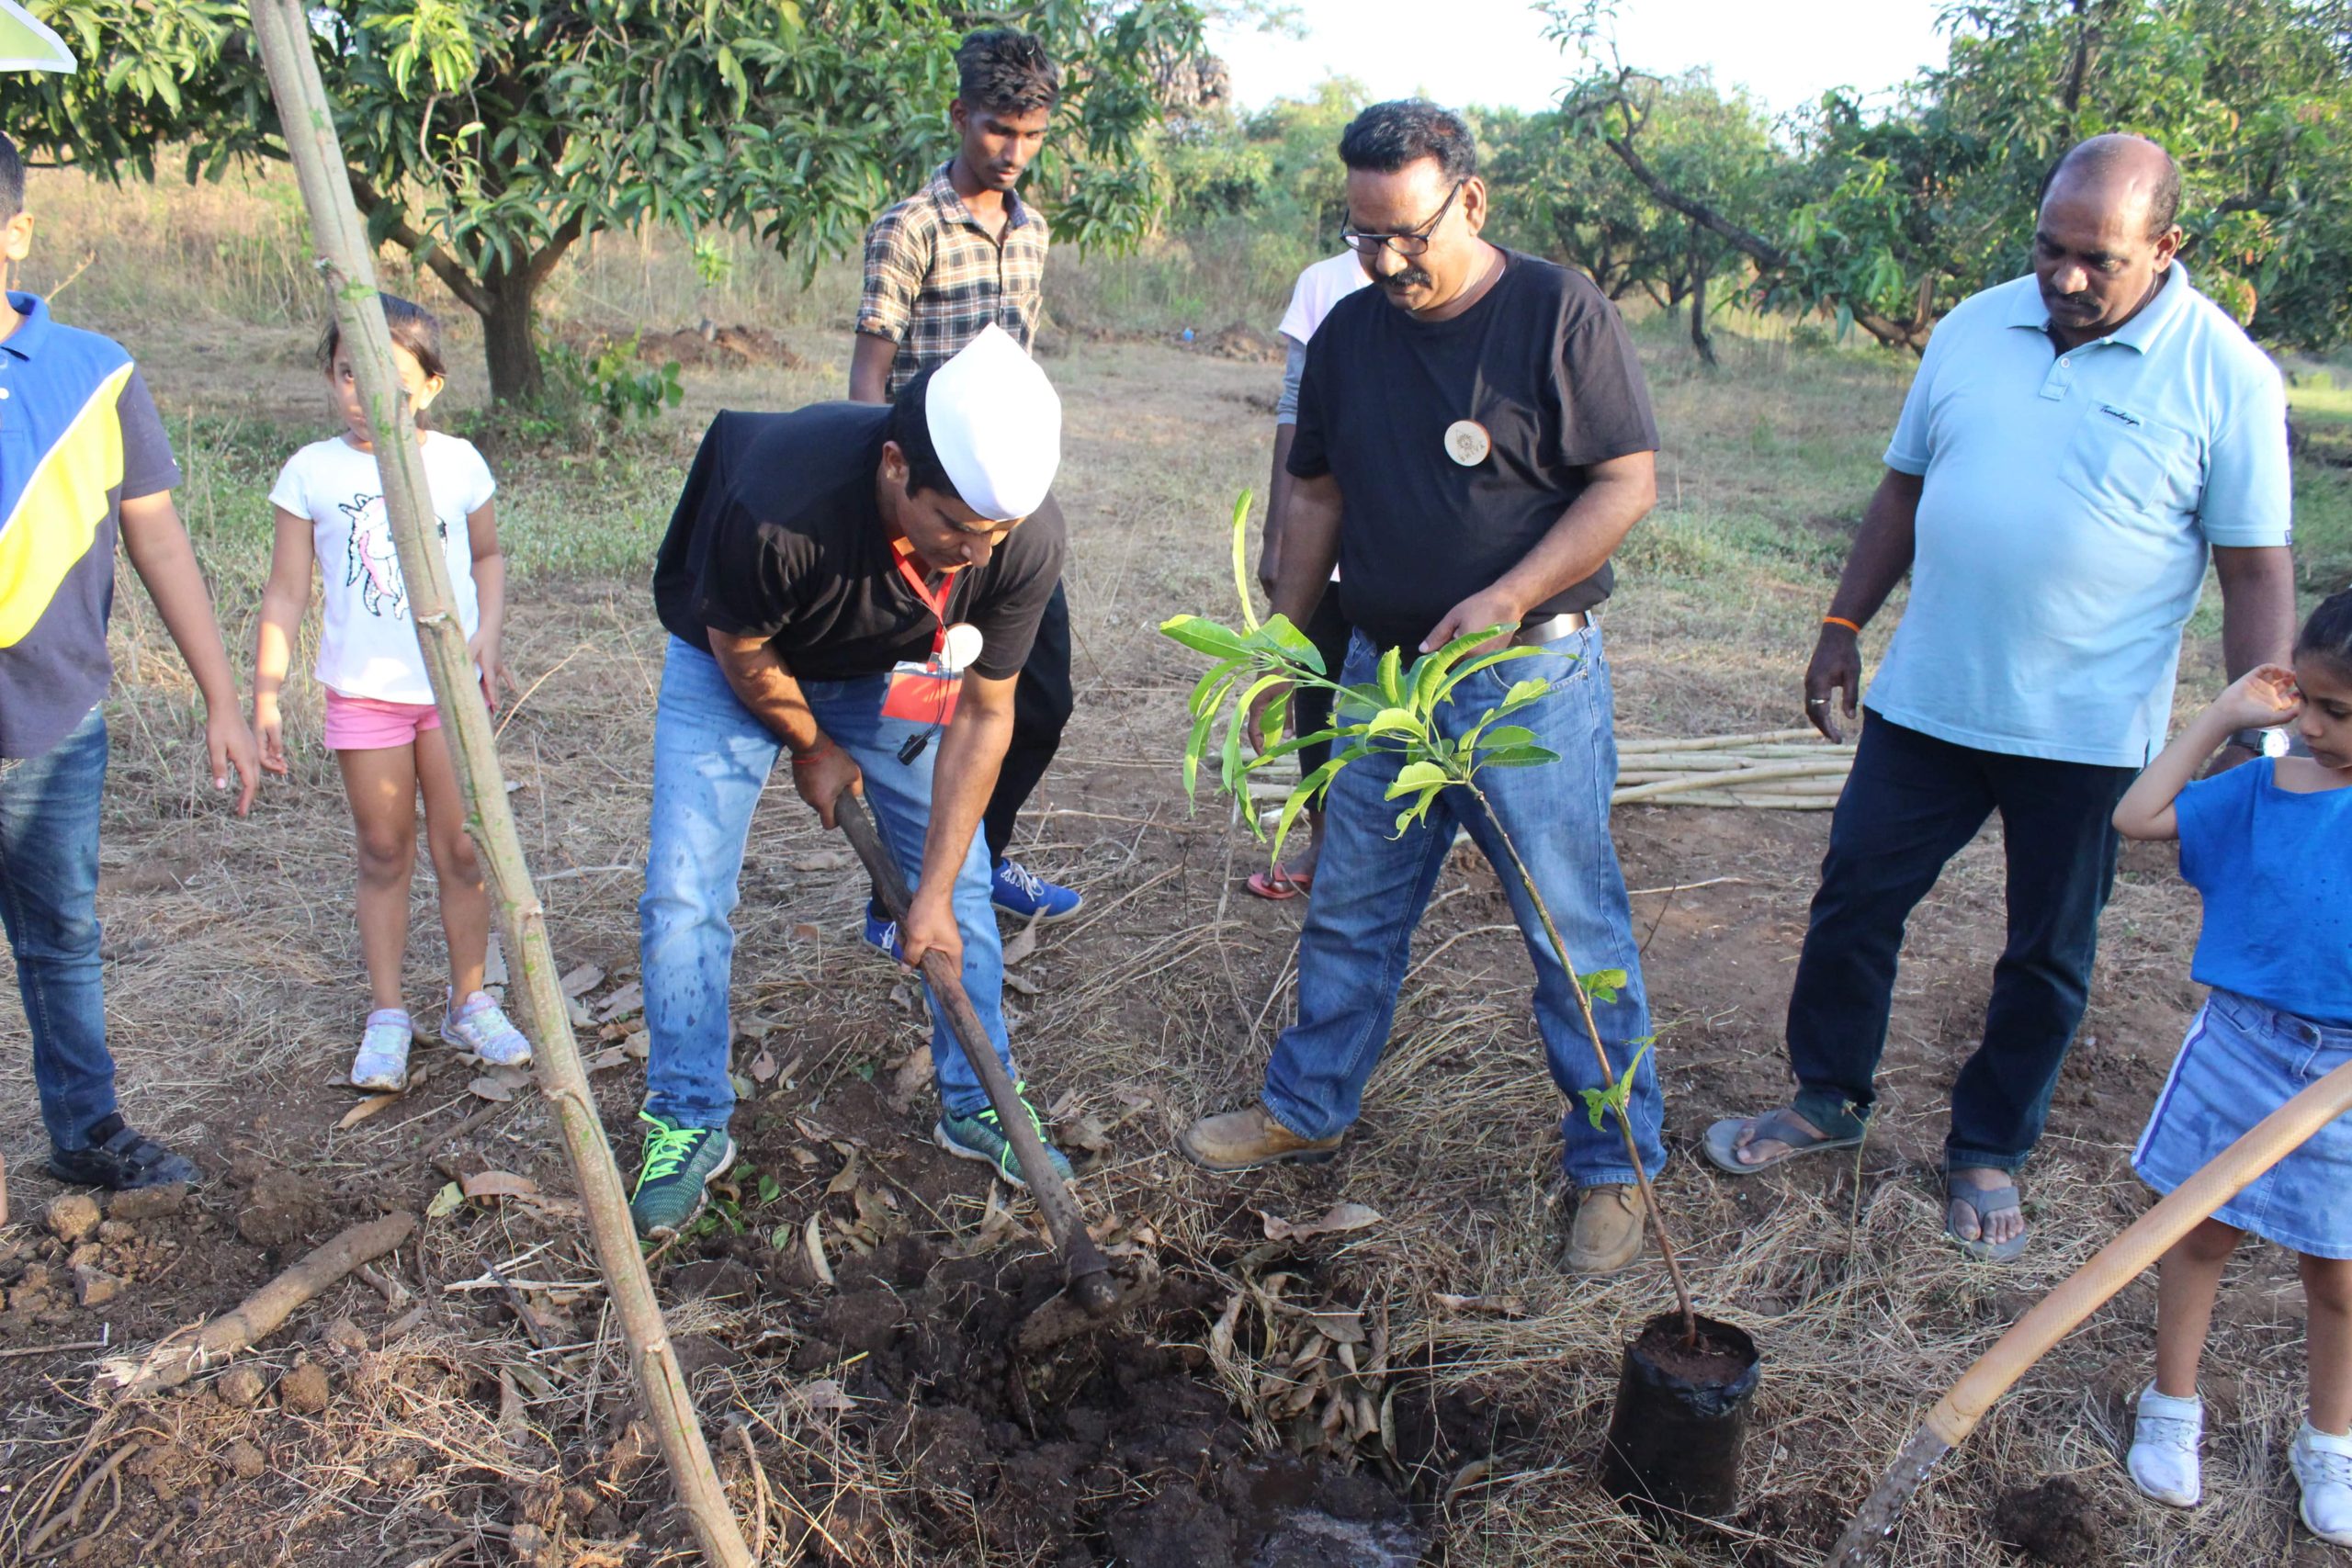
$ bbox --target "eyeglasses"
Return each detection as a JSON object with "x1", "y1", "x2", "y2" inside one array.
[{"x1": 1340, "y1": 181, "x2": 1465, "y2": 260}]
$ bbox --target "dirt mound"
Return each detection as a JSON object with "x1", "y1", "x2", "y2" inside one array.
[
  {"x1": 547, "y1": 319, "x2": 808, "y2": 372},
  {"x1": 1993, "y1": 1475, "x2": 2109, "y2": 1564},
  {"x1": 1200, "y1": 321, "x2": 1283, "y2": 364}
]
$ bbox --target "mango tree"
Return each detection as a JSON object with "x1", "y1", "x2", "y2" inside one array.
[{"x1": 2, "y1": 0, "x2": 1204, "y2": 400}]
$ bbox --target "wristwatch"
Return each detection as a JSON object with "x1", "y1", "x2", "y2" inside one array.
[{"x1": 2226, "y1": 728, "x2": 2273, "y2": 755}]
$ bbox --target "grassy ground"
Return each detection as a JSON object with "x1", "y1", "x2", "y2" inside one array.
[{"x1": 5, "y1": 164, "x2": 2352, "y2": 1567}]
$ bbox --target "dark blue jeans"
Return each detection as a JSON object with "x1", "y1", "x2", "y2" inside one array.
[
  {"x1": 0, "y1": 706, "x2": 119, "y2": 1151},
  {"x1": 1785, "y1": 712, "x2": 2135, "y2": 1172}
]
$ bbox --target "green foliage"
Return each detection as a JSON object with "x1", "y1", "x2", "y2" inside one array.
[
  {"x1": 1160, "y1": 491, "x2": 1555, "y2": 867},
  {"x1": 548, "y1": 333, "x2": 685, "y2": 427},
  {"x1": 1577, "y1": 1039, "x2": 1654, "y2": 1132},
  {"x1": 1553, "y1": 0, "x2": 2352, "y2": 354},
  {"x1": 4, "y1": 0, "x2": 1206, "y2": 397}
]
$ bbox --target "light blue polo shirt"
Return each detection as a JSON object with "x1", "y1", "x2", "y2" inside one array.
[{"x1": 1868, "y1": 268, "x2": 2291, "y2": 767}]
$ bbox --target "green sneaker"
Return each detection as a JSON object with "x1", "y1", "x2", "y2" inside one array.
[
  {"x1": 628, "y1": 1112, "x2": 735, "y2": 1239},
  {"x1": 935, "y1": 1083, "x2": 1075, "y2": 1190}
]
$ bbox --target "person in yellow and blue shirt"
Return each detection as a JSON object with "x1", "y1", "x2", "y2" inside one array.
[{"x1": 0, "y1": 130, "x2": 259, "y2": 1191}]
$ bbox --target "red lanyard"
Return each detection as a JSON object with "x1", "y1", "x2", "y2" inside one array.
[{"x1": 890, "y1": 542, "x2": 962, "y2": 659}]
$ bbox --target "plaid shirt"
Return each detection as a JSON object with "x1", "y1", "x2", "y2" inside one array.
[{"x1": 858, "y1": 163, "x2": 1050, "y2": 398}]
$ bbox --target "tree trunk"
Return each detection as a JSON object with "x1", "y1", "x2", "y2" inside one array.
[
  {"x1": 480, "y1": 267, "x2": 545, "y2": 406},
  {"x1": 1688, "y1": 222, "x2": 1717, "y2": 368}
]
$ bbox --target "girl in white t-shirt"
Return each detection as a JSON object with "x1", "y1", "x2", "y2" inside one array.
[{"x1": 251, "y1": 295, "x2": 529, "y2": 1091}]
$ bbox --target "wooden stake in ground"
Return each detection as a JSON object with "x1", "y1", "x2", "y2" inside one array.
[{"x1": 245, "y1": 6, "x2": 752, "y2": 1562}]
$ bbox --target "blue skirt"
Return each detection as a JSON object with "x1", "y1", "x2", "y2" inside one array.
[{"x1": 2134, "y1": 990, "x2": 2352, "y2": 1258}]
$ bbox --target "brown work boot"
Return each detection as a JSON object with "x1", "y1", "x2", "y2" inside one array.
[
  {"x1": 1563, "y1": 1183, "x2": 1646, "y2": 1275},
  {"x1": 1178, "y1": 1107, "x2": 1343, "y2": 1172}
]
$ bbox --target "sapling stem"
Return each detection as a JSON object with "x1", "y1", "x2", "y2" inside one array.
[{"x1": 1465, "y1": 779, "x2": 1700, "y2": 1345}]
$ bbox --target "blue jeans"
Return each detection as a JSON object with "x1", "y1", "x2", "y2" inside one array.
[
  {"x1": 1, "y1": 706, "x2": 119, "y2": 1150},
  {"x1": 1785, "y1": 712, "x2": 2133, "y2": 1172},
  {"x1": 1261, "y1": 626, "x2": 1668, "y2": 1186},
  {"x1": 639, "y1": 637, "x2": 1014, "y2": 1129}
]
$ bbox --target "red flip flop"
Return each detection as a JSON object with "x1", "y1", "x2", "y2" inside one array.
[{"x1": 1247, "y1": 868, "x2": 1314, "y2": 901}]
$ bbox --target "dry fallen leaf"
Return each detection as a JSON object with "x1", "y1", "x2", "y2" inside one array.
[
  {"x1": 424, "y1": 1181, "x2": 464, "y2": 1220},
  {"x1": 788, "y1": 1145, "x2": 820, "y2": 1169},
  {"x1": 1002, "y1": 971, "x2": 1042, "y2": 997},
  {"x1": 594, "y1": 982, "x2": 643, "y2": 1021},
  {"x1": 559, "y1": 963, "x2": 605, "y2": 998},
  {"x1": 623, "y1": 1029, "x2": 650, "y2": 1061},
  {"x1": 803, "y1": 1215, "x2": 834, "y2": 1287},
  {"x1": 1304, "y1": 1310, "x2": 1367, "y2": 1346},
  {"x1": 1001, "y1": 918, "x2": 1042, "y2": 968},
  {"x1": 790, "y1": 922, "x2": 824, "y2": 943},
  {"x1": 336, "y1": 1093, "x2": 401, "y2": 1131},
  {"x1": 482, "y1": 937, "x2": 508, "y2": 987},
  {"x1": 1260, "y1": 1202, "x2": 1384, "y2": 1243},
  {"x1": 885, "y1": 1047, "x2": 932, "y2": 1113},
  {"x1": 462, "y1": 1170, "x2": 541, "y2": 1201},
  {"x1": 467, "y1": 1076, "x2": 514, "y2": 1103},
  {"x1": 748, "y1": 1049, "x2": 779, "y2": 1085},
  {"x1": 586, "y1": 1046, "x2": 628, "y2": 1073},
  {"x1": 1061, "y1": 1114, "x2": 1113, "y2": 1155},
  {"x1": 793, "y1": 1377, "x2": 855, "y2": 1412},
  {"x1": 824, "y1": 1151, "x2": 864, "y2": 1198},
  {"x1": 1433, "y1": 1293, "x2": 1530, "y2": 1318},
  {"x1": 565, "y1": 996, "x2": 593, "y2": 1030}
]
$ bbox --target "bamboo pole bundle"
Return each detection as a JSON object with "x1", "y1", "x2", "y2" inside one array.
[
  {"x1": 247, "y1": 7, "x2": 752, "y2": 1562},
  {"x1": 1245, "y1": 734, "x2": 1857, "y2": 814}
]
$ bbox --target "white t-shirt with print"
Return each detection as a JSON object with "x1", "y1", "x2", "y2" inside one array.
[{"x1": 268, "y1": 430, "x2": 496, "y2": 705}]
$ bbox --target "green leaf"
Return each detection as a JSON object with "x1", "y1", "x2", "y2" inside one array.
[
  {"x1": 1375, "y1": 646, "x2": 1404, "y2": 705},
  {"x1": 1252, "y1": 612, "x2": 1321, "y2": 669},
  {"x1": 1383, "y1": 760, "x2": 1452, "y2": 798},
  {"x1": 1160, "y1": 615, "x2": 1253, "y2": 660},
  {"x1": 1365, "y1": 706, "x2": 1421, "y2": 739},
  {"x1": 1228, "y1": 491, "x2": 1260, "y2": 632},
  {"x1": 1577, "y1": 968, "x2": 1629, "y2": 1004}
]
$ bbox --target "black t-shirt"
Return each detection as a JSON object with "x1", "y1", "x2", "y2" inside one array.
[
  {"x1": 1288, "y1": 251, "x2": 1659, "y2": 652},
  {"x1": 651, "y1": 403, "x2": 1064, "y2": 682}
]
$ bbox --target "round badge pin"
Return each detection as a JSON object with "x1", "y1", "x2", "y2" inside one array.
[
  {"x1": 940, "y1": 622, "x2": 985, "y2": 672},
  {"x1": 1443, "y1": 419, "x2": 1492, "y2": 467}
]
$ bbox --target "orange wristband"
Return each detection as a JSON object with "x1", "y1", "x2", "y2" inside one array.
[{"x1": 1821, "y1": 615, "x2": 1862, "y2": 635}]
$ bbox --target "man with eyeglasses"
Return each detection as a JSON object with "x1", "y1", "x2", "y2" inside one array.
[{"x1": 1179, "y1": 100, "x2": 1669, "y2": 1278}]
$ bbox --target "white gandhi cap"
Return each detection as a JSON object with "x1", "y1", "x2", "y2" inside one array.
[{"x1": 922, "y1": 322, "x2": 1062, "y2": 523}]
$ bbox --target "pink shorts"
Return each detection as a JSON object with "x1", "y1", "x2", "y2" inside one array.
[{"x1": 322, "y1": 688, "x2": 442, "y2": 751}]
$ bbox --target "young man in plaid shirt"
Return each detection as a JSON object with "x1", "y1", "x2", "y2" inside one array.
[{"x1": 848, "y1": 28, "x2": 1080, "y2": 938}]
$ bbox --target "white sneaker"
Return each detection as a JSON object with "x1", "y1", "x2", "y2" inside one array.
[
  {"x1": 350, "y1": 1009, "x2": 414, "y2": 1092},
  {"x1": 2291, "y1": 1420, "x2": 2352, "y2": 1545},
  {"x1": 444, "y1": 988, "x2": 532, "y2": 1067},
  {"x1": 2127, "y1": 1384, "x2": 2203, "y2": 1508}
]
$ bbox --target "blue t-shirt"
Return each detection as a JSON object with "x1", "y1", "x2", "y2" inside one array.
[
  {"x1": 2176, "y1": 760, "x2": 2352, "y2": 1027},
  {"x1": 1869, "y1": 270, "x2": 2293, "y2": 768}
]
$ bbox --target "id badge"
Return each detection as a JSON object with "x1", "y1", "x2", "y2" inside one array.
[{"x1": 882, "y1": 659, "x2": 962, "y2": 725}]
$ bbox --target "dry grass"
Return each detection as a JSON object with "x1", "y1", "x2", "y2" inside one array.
[{"x1": 2, "y1": 162, "x2": 2346, "y2": 1567}]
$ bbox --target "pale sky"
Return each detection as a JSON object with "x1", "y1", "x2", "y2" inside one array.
[{"x1": 1208, "y1": 0, "x2": 1954, "y2": 118}]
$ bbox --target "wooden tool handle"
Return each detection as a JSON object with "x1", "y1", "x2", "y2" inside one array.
[
  {"x1": 835, "y1": 790, "x2": 1119, "y2": 1315},
  {"x1": 1926, "y1": 1055, "x2": 2352, "y2": 1447}
]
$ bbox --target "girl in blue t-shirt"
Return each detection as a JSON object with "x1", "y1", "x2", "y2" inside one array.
[{"x1": 2109, "y1": 591, "x2": 2352, "y2": 1544}]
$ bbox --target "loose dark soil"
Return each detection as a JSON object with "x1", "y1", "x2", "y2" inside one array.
[
  {"x1": 1992, "y1": 1475, "x2": 2109, "y2": 1565},
  {"x1": 1630, "y1": 1315, "x2": 1754, "y2": 1388}
]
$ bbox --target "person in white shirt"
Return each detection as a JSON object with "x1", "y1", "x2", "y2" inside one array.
[
  {"x1": 1249, "y1": 249, "x2": 1371, "y2": 899},
  {"x1": 251, "y1": 294, "x2": 530, "y2": 1093}
]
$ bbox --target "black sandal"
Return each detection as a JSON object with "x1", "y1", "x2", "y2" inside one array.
[{"x1": 46, "y1": 1115, "x2": 198, "y2": 1190}]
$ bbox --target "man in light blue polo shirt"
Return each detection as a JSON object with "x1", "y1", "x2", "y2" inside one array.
[{"x1": 1705, "y1": 135, "x2": 2297, "y2": 1262}]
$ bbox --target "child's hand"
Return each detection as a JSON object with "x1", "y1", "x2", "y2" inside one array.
[
  {"x1": 2213, "y1": 663, "x2": 2303, "y2": 734},
  {"x1": 469, "y1": 632, "x2": 514, "y2": 715},
  {"x1": 254, "y1": 696, "x2": 288, "y2": 778},
  {"x1": 207, "y1": 705, "x2": 262, "y2": 818}
]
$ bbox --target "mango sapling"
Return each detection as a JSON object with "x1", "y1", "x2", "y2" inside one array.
[{"x1": 1161, "y1": 493, "x2": 1699, "y2": 1342}]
